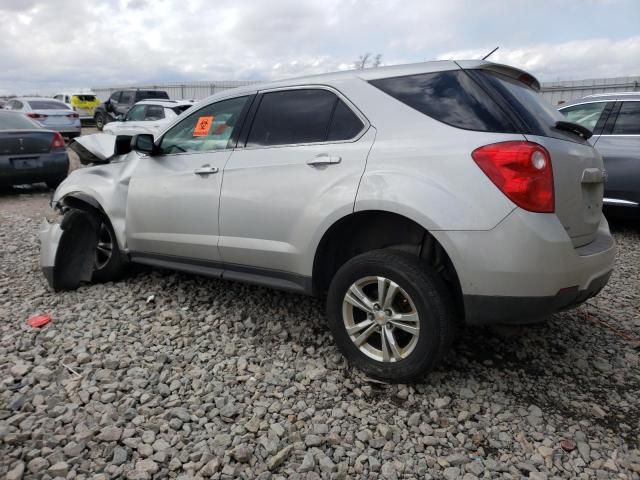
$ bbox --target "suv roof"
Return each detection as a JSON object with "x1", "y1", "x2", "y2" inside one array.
[
  {"x1": 135, "y1": 99, "x2": 193, "y2": 106},
  {"x1": 202, "y1": 60, "x2": 540, "y2": 101}
]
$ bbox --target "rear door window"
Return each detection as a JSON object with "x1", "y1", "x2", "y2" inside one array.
[
  {"x1": 560, "y1": 102, "x2": 609, "y2": 131},
  {"x1": 120, "y1": 91, "x2": 135, "y2": 104},
  {"x1": 370, "y1": 70, "x2": 519, "y2": 133},
  {"x1": 247, "y1": 89, "x2": 337, "y2": 147},
  {"x1": 611, "y1": 102, "x2": 640, "y2": 135},
  {"x1": 110, "y1": 92, "x2": 121, "y2": 102}
]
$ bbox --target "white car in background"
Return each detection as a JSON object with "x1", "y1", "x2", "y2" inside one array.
[
  {"x1": 103, "y1": 99, "x2": 194, "y2": 136},
  {"x1": 4, "y1": 97, "x2": 81, "y2": 138}
]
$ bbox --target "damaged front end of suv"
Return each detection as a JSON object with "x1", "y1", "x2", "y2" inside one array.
[{"x1": 40, "y1": 134, "x2": 134, "y2": 290}]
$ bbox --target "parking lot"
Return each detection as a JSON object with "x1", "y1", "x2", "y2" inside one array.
[{"x1": 1, "y1": 167, "x2": 639, "y2": 478}]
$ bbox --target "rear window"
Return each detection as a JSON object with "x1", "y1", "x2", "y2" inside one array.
[
  {"x1": 369, "y1": 70, "x2": 518, "y2": 133},
  {"x1": 28, "y1": 100, "x2": 70, "y2": 110},
  {"x1": 171, "y1": 105, "x2": 192, "y2": 115},
  {"x1": 0, "y1": 111, "x2": 40, "y2": 129},
  {"x1": 138, "y1": 91, "x2": 169, "y2": 100},
  {"x1": 73, "y1": 95, "x2": 97, "y2": 102}
]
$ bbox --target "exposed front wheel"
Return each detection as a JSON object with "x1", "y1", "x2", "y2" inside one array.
[
  {"x1": 92, "y1": 219, "x2": 126, "y2": 283},
  {"x1": 327, "y1": 250, "x2": 456, "y2": 382}
]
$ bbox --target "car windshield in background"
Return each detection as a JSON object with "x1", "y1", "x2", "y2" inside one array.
[
  {"x1": 172, "y1": 105, "x2": 192, "y2": 114},
  {"x1": 0, "y1": 111, "x2": 40, "y2": 129},
  {"x1": 74, "y1": 95, "x2": 97, "y2": 102},
  {"x1": 29, "y1": 100, "x2": 70, "y2": 110}
]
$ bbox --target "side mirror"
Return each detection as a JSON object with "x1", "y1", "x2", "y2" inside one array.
[
  {"x1": 114, "y1": 135, "x2": 133, "y2": 155},
  {"x1": 131, "y1": 133, "x2": 157, "y2": 155}
]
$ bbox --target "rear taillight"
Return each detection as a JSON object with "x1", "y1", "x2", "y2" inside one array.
[
  {"x1": 472, "y1": 141, "x2": 554, "y2": 213},
  {"x1": 50, "y1": 132, "x2": 66, "y2": 150},
  {"x1": 27, "y1": 112, "x2": 47, "y2": 119},
  {"x1": 68, "y1": 112, "x2": 79, "y2": 118}
]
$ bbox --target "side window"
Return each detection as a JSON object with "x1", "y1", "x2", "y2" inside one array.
[
  {"x1": 247, "y1": 89, "x2": 337, "y2": 147},
  {"x1": 53, "y1": 95, "x2": 61, "y2": 101},
  {"x1": 110, "y1": 91, "x2": 121, "y2": 102},
  {"x1": 560, "y1": 102, "x2": 608, "y2": 131},
  {"x1": 125, "y1": 105, "x2": 146, "y2": 121},
  {"x1": 611, "y1": 102, "x2": 640, "y2": 135},
  {"x1": 145, "y1": 105, "x2": 165, "y2": 120},
  {"x1": 65, "y1": 96, "x2": 70, "y2": 103},
  {"x1": 12, "y1": 101, "x2": 23, "y2": 110},
  {"x1": 328, "y1": 100, "x2": 364, "y2": 141},
  {"x1": 160, "y1": 96, "x2": 250, "y2": 154},
  {"x1": 120, "y1": 91, "x2": 135, "y2": 104}
]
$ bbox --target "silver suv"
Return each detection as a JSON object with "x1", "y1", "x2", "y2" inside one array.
[{"x1": 40, "y1": 60, "x2": 616, "y2": 382}]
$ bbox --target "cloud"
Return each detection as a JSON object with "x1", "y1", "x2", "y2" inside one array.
[
  {"x1": 0, "y1": 0, "x2": 638, "y2": 95},
  {"x1": 437, "y1": 37, "x2": 640, "y2": 81}
]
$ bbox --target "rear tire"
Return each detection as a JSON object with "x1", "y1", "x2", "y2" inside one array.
[
  {"x1": 92, "y1": 217, "x2": 127, "y2": 283},
  {"x1": 327, "y1": 249, "x2": 456, "y2": 382}
]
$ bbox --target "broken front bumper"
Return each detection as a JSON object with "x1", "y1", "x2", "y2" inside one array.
[{"x1": 39, "y1": 219, "x2": 63, "y2": 288}]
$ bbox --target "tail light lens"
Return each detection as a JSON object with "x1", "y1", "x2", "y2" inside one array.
[
  {"x1": 472, "y1": 141, "x2": 554, "y2": 213},
  {"x1": 27, "y1": 112, "x2": 47, "y2": 119},
  {"x1": 50, "y1": 132, "x2": 66, "y2": 150}
]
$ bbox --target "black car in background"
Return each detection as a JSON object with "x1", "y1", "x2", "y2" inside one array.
[
  {"x1": 559, "y1": 92, "x2": 640, "y2": 218},
  {"x1": 0, "y1": 110, "x2": 69, "y2": 189},
  {"x1": 94, "y1": 89, "x2": 169, "y2": 130}
]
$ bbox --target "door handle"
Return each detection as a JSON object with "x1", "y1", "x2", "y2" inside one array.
[
  {"x1": 194, "y1": 165, "x2": 219, "y2": 175},
  {"x1": 306, "y1": 154, "x2": 342, "y2": 166}
]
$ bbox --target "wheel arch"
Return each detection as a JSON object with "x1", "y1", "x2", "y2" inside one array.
[{"x1": 311, "y1": 209, "x2": 464, "y2": 316}]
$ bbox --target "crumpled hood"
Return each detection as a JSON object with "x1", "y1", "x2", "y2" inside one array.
[{"x1": 68, "y1": 133, "x2": 118, "y2": 165}]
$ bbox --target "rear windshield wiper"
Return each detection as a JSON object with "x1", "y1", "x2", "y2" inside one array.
[{"x1": 554, "y1": 120, "x2": 593, "y2": 140}]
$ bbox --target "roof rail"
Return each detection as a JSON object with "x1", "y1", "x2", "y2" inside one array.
[{"x1": 583, "y1": 92, "x2": 640, "y2": 98}]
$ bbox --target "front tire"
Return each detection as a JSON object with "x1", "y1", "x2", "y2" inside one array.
[
  {"x1": 327, "y1": 250, "x2": 456, "y2": 382},
  {"x1": 92, "y1": 218, "x2": 126, "y2": 283}
]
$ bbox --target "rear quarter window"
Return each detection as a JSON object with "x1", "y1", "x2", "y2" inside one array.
[{"x1": 369, "y1": 70, "x2": 519, "y2": 133}]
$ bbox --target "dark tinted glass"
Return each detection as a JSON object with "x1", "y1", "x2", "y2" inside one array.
[
  {"x1": 110, "y1": 92, "x2": 120, "y2": 101},
  {"x1": 612, "y1": 102, "x2": 640, "y2": 134},
  {"x1": 139, "y1": 90, "x2": 169, "y2": 100},
  {"x1": 29, "y1": 100, "x2": 69, "y2": 110},
  {"x1": 247, "y1": 89, "x2": 337, "y2": 147},
  {"x1": 120, "y1": 91, "x2": 134, "y2": 104},
  {"x1": 328, "y1": 100, "x2": 364, "y2": 141},
  {"x1": 370, "y1": 70, "x2": 518, "y2": 132},
  {"x1": 125, "y1": 105, "x2": 146, "y2": 121}
]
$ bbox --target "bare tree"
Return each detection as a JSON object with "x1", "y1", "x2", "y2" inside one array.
[
  {"x1": 354, "y1": 53, "x2": 383, "y2": 69},
  {"x1": 354, "y1": 53, "x2": 371, "y2": 70}
]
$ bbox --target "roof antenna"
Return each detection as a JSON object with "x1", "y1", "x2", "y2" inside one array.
[{"x1": 482, "y1": 46, "x2": 499, "y2": 60}]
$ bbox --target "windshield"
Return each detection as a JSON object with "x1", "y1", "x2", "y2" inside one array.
[
  {"x1": 29, "y1": 100, "x2": 70, "y2": 110},
  {"x1": 0, "y1": 111, "x2": 41, "y2": 129}
]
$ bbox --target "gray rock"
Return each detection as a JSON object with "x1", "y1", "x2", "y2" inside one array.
[
  {"x1": 444, "y1": 466, "x2": 461, "y2": 480},
  {"x1": 6, "y1": 461, "x2": 25, "y2": 480},
  {"x1": 136, "y1": 458, "x2": 159, "y2": 473},
  {"x1": 318, "y1": 455, "x2": 336, "y2": 473},
  {"x1": 32, "y1": 365, "x2": 54, "y2": 382},
  {"x1": 305, "y1": 434, "x2": 322, "y2": 447},
  {"x1": 299, "y1": 452, "x2": 315, "y2": 473},
  {"x1": 27, "y1": 457, "x2": 49, "y2": 474},
  {"x1": 98, "y1": 426, "x2": 122, "y2": 442},
  {"x1": 112, "y1": 447, "x2": 128, "y2": 465},
  {"x1": 48, "y1": 461, "x2": 69, "y2": 476},
  {"x1": 267, "y1": 445, "x2": 293, "y2": 470},
  {"x1": 232, "y1": 445, "x2": 252, "y2": 463},
  {"x1": 10, "y1": 362, "x2": 30, "y2": 377},
  {"x1": 63, "y1": 441, "x2": 84, "y2": 456}
]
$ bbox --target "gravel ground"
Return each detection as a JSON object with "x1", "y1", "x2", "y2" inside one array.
[{"x1": 1, "y1": 184, "x2": 639, "y2": 480}]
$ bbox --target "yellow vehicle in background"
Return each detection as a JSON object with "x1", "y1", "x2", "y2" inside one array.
[{"x1": 53, "y1": 92, "x2": 100, "y2": 123}]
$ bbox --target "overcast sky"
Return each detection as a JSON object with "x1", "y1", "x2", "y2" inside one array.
[{"x1": 2, "y1": 0, "x2": 639, "y2": 95}]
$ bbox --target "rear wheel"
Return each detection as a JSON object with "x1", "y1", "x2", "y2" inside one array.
[
  {"x1": 327, "y1": 249, "x2": 456, "y2": 382},
  {"x1": 92, "y1": 218, "x2": 126, "y2": 283},
  {"x1": 95, "y1": 113, "x2": 105, "y2": 131}
]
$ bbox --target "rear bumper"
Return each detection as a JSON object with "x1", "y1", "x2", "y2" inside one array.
[
  {"x1": 463, "y1": 270, "x2": 611, "y2": 325},
  {"x1": 433, "y1": 209, "x2": 616, "y2": 325},
  {"x1": 0, "y1": 151, "x2": 69, "y2": 185}
]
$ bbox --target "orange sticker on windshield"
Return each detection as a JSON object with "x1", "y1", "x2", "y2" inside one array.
[{"x1": 193, "y1": 116, "x2": 214, "y2": 136}]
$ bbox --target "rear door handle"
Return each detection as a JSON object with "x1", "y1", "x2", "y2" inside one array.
[
  {"x1": 307, "y1": 154, "x2": 342, "y2": 166},
  {"x1": 194, "y1": 165, "x2": 219, "y2": 175}
]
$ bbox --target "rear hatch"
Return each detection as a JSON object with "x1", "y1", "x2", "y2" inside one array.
[{"x1": 463, "y1": 64, "x2": 605, "y2": 247}]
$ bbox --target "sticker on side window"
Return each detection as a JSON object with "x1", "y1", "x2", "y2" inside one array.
[{"x1": 193, "y1": 116, "x2": 214, "y2": 136}]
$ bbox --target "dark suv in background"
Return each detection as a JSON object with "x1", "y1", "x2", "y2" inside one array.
[
  {"x1": 559, "y1": 92, "x2": 640, "y2": 218},
  {"x1": 94, "y1": 89, "x2": 169, "y2": 130}
]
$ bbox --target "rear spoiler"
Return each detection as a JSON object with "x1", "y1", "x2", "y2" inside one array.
[{"x1": 455, "y1": 60, "x2": 541, "y2": 91}]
